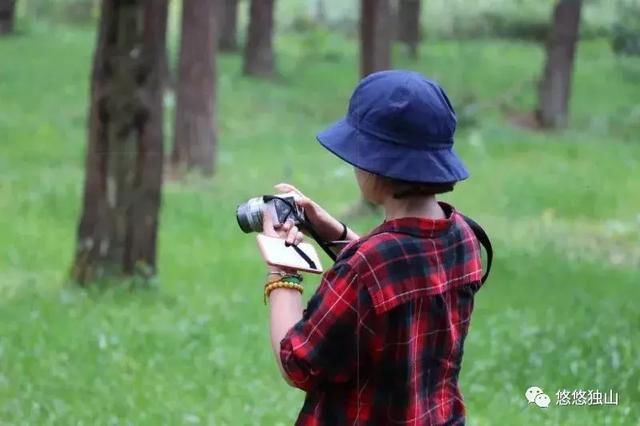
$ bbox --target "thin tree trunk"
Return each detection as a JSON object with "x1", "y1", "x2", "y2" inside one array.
[
  {"x1": 63, "y1": 0, "x2": 96, "y2": 24},
  {"x1": 313, "y1": 0, "x2": 326, "y2": 24},
  {"x1": 357, "y1": 0, "x2": 392, "y2": 215},
  {"x1": 147, "y1": 0, "x2": 171, "y2": 90},
  {"x1": 0, "y1": 0, "x2": 17, "y2": 35},
  {"x1": 71, "y1": 0, "x2": 165, "y2": 284},
  {"x1": 219, "y1": 0, "x2": 238, "y2": 52},
  {"x1": 243, "y1": 0, "x2": 275, "y2": 78},
  {"x1": 172, "y1": 0, "x2": 217, "y2": 175},
  {"x1": 537, "y1": 0, "x2": 582, "y2": 129},
  {"x1": 398, "y1": 0, "x2": 421, "y2": 59},
  {"x1": 390, "y1": 0, "x2": 398, "y2": 42},
  {"x1": 360, "y1": 0, "x2": 392, "y2": 78}
]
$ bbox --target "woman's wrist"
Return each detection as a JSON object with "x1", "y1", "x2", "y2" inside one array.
[
  {"x1": 317, "y1": 216, "x2": 349, "y2": 241},
  {"x1": 266, "y1": 269, "x2": 301, "y2": 281},
  {"x1": 264, "y1": 272, "x2": 304, "y2": 304},
  {"x1": 302, "y1": 202, "x2": 359, "y2": 244},
  {"x1": 328, "y1": 219, "x2": 358, "y2": 241}
]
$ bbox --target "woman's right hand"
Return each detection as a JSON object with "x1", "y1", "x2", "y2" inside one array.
[{"x1": 274, "y1": 183, "x2": 356, "y2": 242}]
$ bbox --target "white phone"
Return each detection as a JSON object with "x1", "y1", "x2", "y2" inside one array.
[{"x1": 256, "y1": 234, "x2": 323, "y2": 274}]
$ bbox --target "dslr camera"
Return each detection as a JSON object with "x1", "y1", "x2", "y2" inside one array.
[{"x1": 236, "y1": 193, "x2": 304, "y2": 234}]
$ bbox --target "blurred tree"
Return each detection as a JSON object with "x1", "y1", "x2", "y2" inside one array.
[
  {"x1": 398, "y1": 0, "x2": 421, "y2": 59},
  {"x1": 312, "y1": 0, "x2": 326, "y2": 24},
  {"x1": 389, "y1": 0, "x2": 398, "y2": 41},
  {"x1": 537, "y1": 0, "x2": 583, "y2": 129},
  {"x1": 0, "y1": 0, "x2": 16, "y2": 35},
  {"x1": 360, "y1": 0, "x2": 392, "y2": 78},
  {"x1": 355, "y1": 0, "x2": 392, "y2": 216},
  {"x1": 63, "y1": 0, "x2": 96, "y2": 24},
  {"x1": 172, "y1": 0, "x2": 218, "y2": 175},
  {"x1": 243, "y1": 0, "x2": 275, "y2": 77},
  {"x1": 148, "y1": 0, "x2": 172, "y2": 90},
  {"x1": 219, "y1": 0, "x2": 239, "y2": 52},
  {"x1": 72, "y1": 0, "x2": 167, "y2": 284}
]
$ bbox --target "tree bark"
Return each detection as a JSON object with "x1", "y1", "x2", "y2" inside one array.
[
  {"x1": 147, "y1": 0, "x2": 171, "y2": 90},
  {"x1": 243, "y1": 0, "x2": 275, "y2": 78},
  {"x1": 219, "y1": 0, "x2": 238, "y2": 52},
  {"x1": 71, "y1": 0, "x2": 166, "y2": 284},
  {"x1": 537, "y1": 0, "x2": 582, "y2": 129},
  {"x1": 0, "y1": 0, "x2": 16, "y2": 35},
  {"x1": 358, "y1": 0, "x2": 392, "y2": 213},
  {"x1": 398, "y1": 0, "x2": 421, "y2": 59},
  {"x1": 172, "y1": 0, "x2": 218, "y2": 175},
  {"x1": 360, "y1": 0, "x2": 392, "y2": 78},
  {"x1": 312, "y1": 0, "x2": 326, "y2": 24},
  {"x1": 63, "y1": 0, "x2": 97, "y2": 24}
]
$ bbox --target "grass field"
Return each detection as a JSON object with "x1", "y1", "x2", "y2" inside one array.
[{"x1": 1, "y1": 23, "x2": 640, "y2": 426}]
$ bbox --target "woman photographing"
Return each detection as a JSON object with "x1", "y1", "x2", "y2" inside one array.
[{"x1": 261, "y1": 70, "x2": 488, "y2": 426}]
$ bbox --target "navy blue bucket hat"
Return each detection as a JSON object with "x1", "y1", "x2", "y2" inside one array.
[{"x1": 316, "y1": 70, "x2": 469, "y2": 183}]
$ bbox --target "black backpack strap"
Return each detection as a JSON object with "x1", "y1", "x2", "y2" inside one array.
[{"x1": 461, "y1": 215, "x2": 493, "y2": 284}]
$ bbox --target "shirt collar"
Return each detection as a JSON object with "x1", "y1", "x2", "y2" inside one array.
[{"x1": 368, "y1": 202, "x2": 456, "y2": 239}]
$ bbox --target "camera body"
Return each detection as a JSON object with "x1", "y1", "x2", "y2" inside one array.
[{"x1": 236, "y1": 193, "x2": 304, "y2": 233}]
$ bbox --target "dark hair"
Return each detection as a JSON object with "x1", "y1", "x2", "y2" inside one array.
[{"x1": 391, "y1": 180, "x2": 455, "y2": 199}]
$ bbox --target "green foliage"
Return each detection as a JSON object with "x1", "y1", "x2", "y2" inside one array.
[
  {"x1": 17, "y1": 0, "x2": 619, "y2": 43},
  {"x1": 277, "y1": 0, "x2": 618, "y2": 42},
  {"x1": 19, "y1": 0, "x2": 99, "y2": 26},
  {"x1": 469, "y1": 11, "x2": 550, "y2": 43},
  {"x1": 611, "y1": 0, "x2": 640, "y2": 56},
  {"x1": 424, "y1": 0, "x2": 616, "y2": 41},
  {"x1": 1, "y1": 25, "x2": 640, "y2": 425},
  {"x1": 280, "y1": 24, "x2": 349, "y2": 69}
]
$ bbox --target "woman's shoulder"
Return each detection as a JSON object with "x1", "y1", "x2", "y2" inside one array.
[
  {"x1": 335, "y1": 230, "x2": 408, "y2": 271},
  {"x1": 336, "y1": 213, "x2": 480, "y2": 272}
]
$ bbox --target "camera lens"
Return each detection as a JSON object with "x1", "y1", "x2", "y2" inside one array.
[{"x1": 236, "y1": 197, "x2": 264, "y2": 233}]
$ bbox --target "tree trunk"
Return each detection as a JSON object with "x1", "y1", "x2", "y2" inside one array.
[
  {"x1": 172, "y1": 0, "x2": 218, "y2": 175},
  {"x1": 219, "y1": 0, "x2": 238, "y2": 52},
  {"x1": 537, "y1": 0, "x2": 582, "y2": 129},
  {"x1": 71, "y1": 0, "x2": 166, "y2": 284},
  {"x1": 63, "y1": 0, "x2": 96, "y2": 24},
  {"x1": 147, "y1": 0, "x2": 171, "y2": 90},
  {"x1": 243, "y1": 0, "x2": 275, "y2": 78},
  {"x1": 398, "y1": 0, "x2": 421, "y2": 59},
  {"x1": 0, "y1": 0, "x2": 16, "y2": 35},
  {"x1": 358, "y1": 0, "x2": 392, "y2": 214},
  {"x1": 389, "y1": 0, "x2": 398, "y2": 42},
  {"x1": 312, "y1": 0, "x2": 326, "y2": 24},
  {"x1": 360, "y1": 0, "x2": 392, "y2": 78}
]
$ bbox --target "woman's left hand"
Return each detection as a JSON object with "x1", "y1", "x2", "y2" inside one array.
[
  {"x1": 262, "y1": 210, "x2": 305, "y2": 277},
  {"x1": 262, "y1": 208, "x2": 305, "y2": 247}
]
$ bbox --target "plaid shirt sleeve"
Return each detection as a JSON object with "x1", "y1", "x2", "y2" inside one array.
[{"x1": 279, "y1": 260, "x2": 367, "y2": 392}]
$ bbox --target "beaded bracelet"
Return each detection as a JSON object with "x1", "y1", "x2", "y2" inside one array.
[
  {"x1": 264, "y1": 281, "x2": 304, "y2": 304},
  {"x1": 281, "y1": 274, "x2": 302, "y2": 284},
  {"x1": 266, "y1": 270, "x2": 303, "y2": 283}
]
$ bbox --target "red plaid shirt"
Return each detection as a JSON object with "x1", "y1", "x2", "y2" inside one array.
[{"x1": 280, "y1": 203, "x2": 485, "y2": 425}]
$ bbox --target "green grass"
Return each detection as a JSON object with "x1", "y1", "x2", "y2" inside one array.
[{"x1": 1, "y1": 25, "x2": 640, "y2": 425}]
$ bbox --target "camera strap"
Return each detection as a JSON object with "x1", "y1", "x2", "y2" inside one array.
[
  {"x1": 286, "y1": 242, "x2": 318, "y2": 270},
  {"x1": 268, "y1": 195, "x2": 493, "y2": 282},
  {"x1": 264, "y1": 195, "x2": 339, "y2": 264},
  {"x1": 460, "y1": 215, "x2": 493, "y2": 284},
  {"x1": 301, "y1": 219, "x2": 339, "y2": 262},
  {"x1": 268, "y1": 195, "x2": 492, "y2": 283}
]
